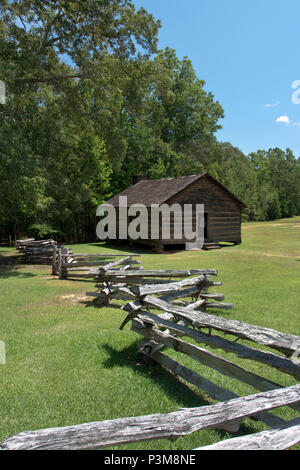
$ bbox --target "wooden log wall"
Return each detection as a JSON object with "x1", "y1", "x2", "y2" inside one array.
[{"x1": 167, "y1": 175, "x2": 243, "y2": 244}]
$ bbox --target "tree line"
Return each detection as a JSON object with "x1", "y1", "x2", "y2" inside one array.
[{"x1": 0, "y1": 0, "x2": 299, "y2": 242}]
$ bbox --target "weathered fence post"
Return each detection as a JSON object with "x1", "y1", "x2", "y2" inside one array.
[
  {"x1": 58, "y1": 248, "x2": 63, "y2": 280},
  {"x1": 52, "y1": 246, "x2": 57, "y2": 275},
  {"x1": 61, "y1": 247, "x2": 69, "y2": 279}
]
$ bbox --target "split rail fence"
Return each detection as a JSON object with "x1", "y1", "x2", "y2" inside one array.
[
  {"x1": 57, "y1": 248, "x2": 142, "y2": 281},
  {"x1": 16, "y1": 238, "x2": 58, "y2": 265},
  {"x1": 86, "y1": 267, "x2": 231, "y2": 310},
  {"x1": 15, "y1": 239, "x2": 73, "y2": 273},
  {"x1": 1, "y1": 266, "x2": 299, "y2": 450}
]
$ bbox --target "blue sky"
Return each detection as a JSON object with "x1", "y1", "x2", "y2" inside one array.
[{"x1": 133, "y1": 0, "x2": 300, "y2": 157}]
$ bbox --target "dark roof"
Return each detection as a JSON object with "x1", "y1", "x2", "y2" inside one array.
[{"x1": 106, "y1": 173, "x2": 246, "y2": 208}]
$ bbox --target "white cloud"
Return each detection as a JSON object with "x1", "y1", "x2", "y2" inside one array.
[
  {"x1": 273, "y1": 115, "x2": 300, "y2": 128},
  {"x1": 275, "y1": 115, "x2": 291, "y2": 124},
  {"x1": 264, "y1": 101, "x2": 280, "y2": 108}
]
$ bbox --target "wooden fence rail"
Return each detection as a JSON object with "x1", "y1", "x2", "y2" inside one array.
[
  {"x1": 3, "y1": 260, "x2": 298, "y2": 450},
  {"x1": 115, "y1": 267, "x2": 300, "y2": 448},
  {"x1": 87, "y1": 268, "x2": 233, "y2": 314},
  {"x1": 86, "y1": 265, "x2": 300, "y2": 449},
  {"x1": 1, "y1": 385, "x2": 299, "y2": 450},
  {"x1": 57, "y1": 248, "x2": 142, "y2": 281},
  {"x1": 197, "y1": 417, "x2": 300, "y2": 450},
  {"x1": 15, "y1": 239, "x2": 73, "y2": 271}
]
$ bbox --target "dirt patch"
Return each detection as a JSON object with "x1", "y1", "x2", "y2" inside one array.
[
  {"x1": 26, "y1": 265, "x2": 49, "y2": 270},
  {"x1": 60, "y1": 294, "x2": 89, "y2": 303}
]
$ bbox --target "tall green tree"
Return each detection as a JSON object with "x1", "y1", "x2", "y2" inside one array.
[
  {"x1": 249, "y1": 148, "x2": 300, "y2": 220},
  {"x1": 110, "y1": 48, "x2": 224, "y2": 190},
  {"x1": 0, "y1": 0, "x2": 160, "y2": 238}
]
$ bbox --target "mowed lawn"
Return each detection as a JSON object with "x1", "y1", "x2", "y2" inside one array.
[{"x1": 0, "y1": 217, "x2": 299, "y2": 450}]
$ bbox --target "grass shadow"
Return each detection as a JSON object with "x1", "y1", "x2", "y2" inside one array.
[
  {"x1": 79, "y1": 298, "x2": 123, "y2": 310},
  {"x1": 86, "y1": 241, "x2": 156, "y2": 255},
  {"x1": 0, "y1": 253, "x2": 25, "y2": 265},
  {"x1": 66, "y1": 240, "x2": 149, "y2": 255},
  {"x1": 0, "y1": 266, "x2": 36, "y2": 279},
  {"x1": 100, "y1": 342, "x2": 210, "y2": 409},
  {"x1": 62, "y1": 278, "x2": 95, "y2": 283},
  {"x1": 79, "y1": 298, "x2": 97, "y2": 308},
  {"x1": 46, "y1": 276, "x2": 95, "y2": 283},
  {"x1": 100, "y1": 342, "x2": 258, "y2": 442}
]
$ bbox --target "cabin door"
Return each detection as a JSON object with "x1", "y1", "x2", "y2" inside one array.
[{"x1": 204, "y1": 213, "x2": 208, "y2": 240}]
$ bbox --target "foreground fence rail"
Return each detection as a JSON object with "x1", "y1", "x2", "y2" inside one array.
[{"x1": 1, "y1": 385, "x2": 299, "y2": 450}]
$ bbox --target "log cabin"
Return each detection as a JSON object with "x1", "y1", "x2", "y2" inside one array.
[{"x1": 105, "y1": 173, "x2": 246, "y2": 251}]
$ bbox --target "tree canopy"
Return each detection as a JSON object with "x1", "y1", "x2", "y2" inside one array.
[{"x1": 0, "y1": 0, "x2": 299, "y2": 241}]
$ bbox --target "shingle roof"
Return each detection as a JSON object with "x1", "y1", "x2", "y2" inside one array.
[{"x1": 106, "y1": 173, "x2": 246, "y2": 207}]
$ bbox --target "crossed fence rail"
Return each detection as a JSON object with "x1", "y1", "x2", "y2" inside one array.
[{"x1": 2, "y1": 256, "x2": 299, "y2": 450}]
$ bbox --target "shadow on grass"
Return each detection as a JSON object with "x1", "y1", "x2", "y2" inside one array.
[
  {"x1": 80, "y1": 240, "x2": 241, "y2": 255},
  {"x1": 84, "y1": 241, "x2": 194, "y2": 255},
  {"x1": 0, "y1": 253, "x2": 25, "y2": 265},
  {"x1": 88, "y1": 241, "x2": 195, "y2": 255},
  {"x1": 100, "y1": 342, "x2": 210, "y2": 409},
  {"x1": 79, "y1": 298, "x2": 122, "y2": 310},
  {"x1": 0, "y1": 266, "x2": 36, "y2": 279},
  {"x1": 0, "y1": 249, "x2": 31, "y2": 278},
  {"x1": 100, "y1": 342, "x2": 257, "y2": 441},
  {"x1": 60, "y1": 278, "x2": 95, "y2": 283},
  {"x1": 69, "y1": 241, "x2": 150, "y2": 256}
]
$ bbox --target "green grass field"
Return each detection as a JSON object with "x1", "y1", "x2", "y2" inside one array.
[{"x1": 0, "y1": 217, "x2": 299, "y2": 450}]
